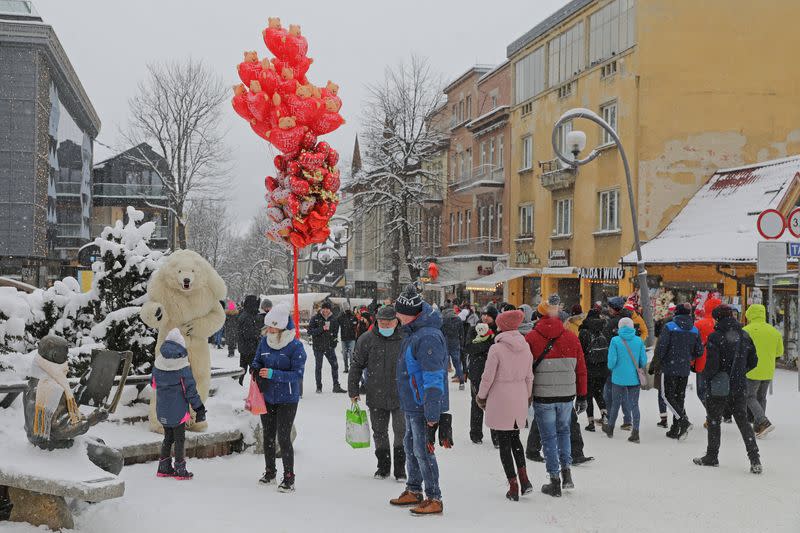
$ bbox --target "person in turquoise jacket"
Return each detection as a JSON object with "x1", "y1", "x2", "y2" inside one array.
[
  {"x1": 742, "y1": 304, "x2": 783, "y2": 437},
  {"x1": 602, "y1": 318, "x2": 648, "y2": 443}
]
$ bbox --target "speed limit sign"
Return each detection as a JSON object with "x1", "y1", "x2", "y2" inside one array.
[
  {"x1": 788, "y1": 208, "x2": 800, "y2": 238},
  {"x1": 757, "y1": 209, "x2": 786, "y2": 240}
]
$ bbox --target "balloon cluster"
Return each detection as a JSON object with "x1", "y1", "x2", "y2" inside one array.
[{"x1": 232, "y1": 17, "x2": 344, "y2": 249}]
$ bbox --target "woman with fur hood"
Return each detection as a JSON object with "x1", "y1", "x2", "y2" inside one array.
[
  {"x1": 476, "y1": 310, "x2": 534, "y2": 501},
  {"x1": 251, "y1": 304, "x2": 307, "y2": 492}
]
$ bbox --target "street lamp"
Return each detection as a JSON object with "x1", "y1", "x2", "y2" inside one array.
[{"x1": 551, "y1": 108, "x2": 654, "y2": 346}]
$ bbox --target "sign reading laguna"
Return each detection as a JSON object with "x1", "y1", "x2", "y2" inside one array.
[
  {"x1": 548, "y1": 249, "x2": 570, "y2": 268},
  {"x1": 578, "y1": 267, "x2": 625, "y2": 281}
]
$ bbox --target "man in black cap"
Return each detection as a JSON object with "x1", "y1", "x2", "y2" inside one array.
[
  {"x1": 308, "y1": 301, "x2": 345, "y2": 393},
  {"x1": 349, "y1": 305, "x2": 406, "y2": 481}
]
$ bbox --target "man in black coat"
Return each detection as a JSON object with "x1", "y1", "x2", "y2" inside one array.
[
  {"x1": 652, "y1": 303, "x2": 703, "y2": 440},
  {"x1": 694, "y1": 305, "x2": 761, "y2": 473},
  {"x1": 440, "y1": 307, "x2": 465, "y2": 388},
  {"x1": 578, "y1": 309, "x2": 609, "y2": 431},
  {"x1": 339, "y1": 308, "x2": 359, "y2": 374},
  {"x1": 308, "y1": 301, "x2": 345, "y2": 393},
  {"x1": 237, "y1": 295, "x2": 262, "y2": 385},
  {"x1": 349, "y1": 305, "x2": 406, "y2": 481}
]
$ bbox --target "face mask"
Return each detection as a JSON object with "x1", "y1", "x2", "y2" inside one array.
[{"x1": 379, "y1": 327, "x2": 395, "y2": 337}]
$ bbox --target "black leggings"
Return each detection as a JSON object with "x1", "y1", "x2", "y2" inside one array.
[
  {"x1": 497, "y1": 429, "x2": 526, "y2": 480},
  {"x1": 261, "y1": 403, "x2": 298, "y2": 475},
  {"x1": 161, "y1": 423, "x2": 186, "y2": 461}
]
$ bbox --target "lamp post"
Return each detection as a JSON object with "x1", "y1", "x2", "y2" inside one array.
[{"x1": 551, "y1": 108, "x2": 654, "y2": 345}]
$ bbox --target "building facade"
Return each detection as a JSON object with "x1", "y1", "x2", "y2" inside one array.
[
  {"x1": 0, "y1": 1, "x2": 100, "y2": 286},
  {"x1": 504, "y1": 0, "x2": 800, "y2": 310}
]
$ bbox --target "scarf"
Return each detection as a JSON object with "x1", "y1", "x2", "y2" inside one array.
[{"x1": 29, "y1": 354, "x2": 80, "y2": 438}]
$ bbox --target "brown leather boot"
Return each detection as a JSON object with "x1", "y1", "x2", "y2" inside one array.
[
  {"x1": 410, "y1": 498, "x2": 443, "y2": 515},
  {"x1": 389, "y1": 490, "x2": 423, "y2": 506}
]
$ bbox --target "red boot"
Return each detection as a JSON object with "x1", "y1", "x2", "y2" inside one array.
[
  {"x1": 506, "y1": 477, "x2": 519, "y2": 501},
  {"x1": 518, "y1": 467, "x2": 533, "y2": 495}
]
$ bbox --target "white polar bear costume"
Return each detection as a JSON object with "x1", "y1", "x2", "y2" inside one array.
[{"x1": 140, "y1": 249, "x2": 226, "y2": 432}]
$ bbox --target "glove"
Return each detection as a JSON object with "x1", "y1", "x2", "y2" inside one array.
[
  {"x1": 647, "y1": 362, "x2": 656, "y2": 375},
  {"x1": 426, "y1": 423, "x2": 438, "y2": 453},
  {"x1": 438, "y1": 413, "x2": 453, "y2": 449},
  {"x1": 575, "y1": 398, "x2": 587, "y2": 415},
  {"x1": 476, "y1": 397, "x2": 487, "y2": 410},
  {"x1": 195, "y1": 405, "x2": 207, "y2": 423}
]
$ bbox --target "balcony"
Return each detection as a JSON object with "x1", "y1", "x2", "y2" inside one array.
[
  {"x1": 56, "y1": 223, "x2": 86, "y2": 237},
  {"x1": 421, "y1": 185, "x2": 444, "y2": 205},
  {"x1": 539, "y1": 158, "x2": 577, "y2": 191},
  {"x1": 55, "y1": 182, "x2": 82, "y2": 196},
  {"x1": 93, "y1": 183, "x2": 166, "y2": 198},
  {"x1": 446, "y1": 236, "x2": 504, "y2": 258},
  {"x1": 448, "y1": 164, "x2": 505, "y2": 193}
]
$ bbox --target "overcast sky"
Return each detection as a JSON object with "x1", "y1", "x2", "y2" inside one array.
[{"x1": 35, "y1": 0, "x2": 566, "y2": 232}]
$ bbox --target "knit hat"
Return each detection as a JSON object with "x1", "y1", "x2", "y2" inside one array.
[
  {"x1": 38, "y1": 335, "x2": 69, "y2": 365},
  {"x1": 482, "y1": 306, "x2": 499, "y2": 321},
  {"x1": 496, "y1": 310, "x2": 524, "y2": 332},
  {"x1": 537, "y1": 294, "x2": 561, "y2": 317},
  {"x1": 160, "y1": 328, "x2": 188, "y2": 359},
  {"x1": 320, "y1": 300, "x2": 332, "y2": 310},
  {"x1": 260, "y1": 298, "x2": 273, "y2": 312},
  {"x1": 474, "y1": 323, "x2": 490, "y2": 337},
  {"x1": 618, "y1": 317, "x2": 635, "y2": 330},
  {"x1": 376, "y1": 305, "x2": 397, "y2": 321},
  {"x1": 395, "y1": 284, "x2": 424, "y2": 316},
  {"x1": 571, "y1": 304, "x2": 583, "y2": 316},
  {"x1": 608, "y1": 296, "x2": 626, "y2": 311},
  {"x1": 264, "y1": 304, "x2": 291, "y2": 329},
  {"x1": 674, "y1": 303, "x2": 691, "y2": 316},
  {"x1": 712, "y1": 304, "x2": 733, "y2": 321},
  {"x1": 165, "y1": 328, "x2": 186, "y2": 348}
]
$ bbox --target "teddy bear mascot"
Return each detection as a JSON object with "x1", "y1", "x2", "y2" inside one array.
[{"x1": 140, "y1": 249, "x2": 227, "y2": 433}]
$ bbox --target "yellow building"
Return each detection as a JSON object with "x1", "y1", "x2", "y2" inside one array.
[{"x1": 505, "y1": 0, "x2": 800, "y2": 310}]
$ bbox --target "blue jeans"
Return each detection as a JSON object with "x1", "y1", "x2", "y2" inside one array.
[
  {"x1": 607, "y1": 384, "x2": 641, "y2": 431},
  {"x1": 448, "y1": 347, "x2": 463, "y2": 382},
  {"x1": 533, "y1": 402, "x2": 572, "y2": 476},
  {"x1": 213, "y1": 328, "x2": 223, "y2": 347},
  {"x1": 404, "y1": 412, "x2": 441, "y2": 500},
  {"x1": 604, "y1": 375, "x2": 631, "y2": 425},
  {"x1": 313, "y1": 347, "x2": 340, "y2": 389},
  {"x1": 342, "y1": 340, "x2": 355, "y2": 371}
]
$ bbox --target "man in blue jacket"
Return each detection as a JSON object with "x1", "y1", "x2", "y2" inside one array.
[
  {"x1": 389, "y1": 285, "x2": 449, "y2": 516},
  {"x1": 652, "y1": 303, "x2": 703, "y2": 440}
]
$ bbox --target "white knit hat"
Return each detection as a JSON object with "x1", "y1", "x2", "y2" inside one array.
[
  {"x1": 264, "y1": 304, "x2": 290, "y2": 330},
  {"x1": 165, "y1": 328, "x2": 186, "y2": 348},
  {"x1": 618, "y1": 317, "x2": 635, "y2": 330}
]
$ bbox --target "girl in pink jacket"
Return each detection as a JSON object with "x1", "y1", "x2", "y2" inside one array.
[{"x1": 477, "y1": 309, "x2": 534, "y2": 502}]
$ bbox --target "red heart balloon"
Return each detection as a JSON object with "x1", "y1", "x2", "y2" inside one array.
[
  {"x1": 274, "y1": 155, "x2": 287, "y2": 172},
  {"x1": 300, "y1": 131, "x2": 318, "y2": 151},
  {"x1": 289, "y1": 231, "x2": 309, "y2": 249},
  {"x1": 326, "y1": 149, "x2": 339, "y2": 167},
  {"x1": 265, "y1": 176, "x2": 279, "y2": 192},
  {"x1": 263, "y1": 18, "x2": 288, "y2": 58},
  {"x1": 290, "y1": 176, "x2": 310, "y2": 196},
  {"x1": 272, "y1": 57, "x2": 313, "y2": 85},
  {"x1": 299, "y1": 151, "x2": 326, "y2": 171},
  {"x1": 250, "y1": 120, "x2": 271, "y2": 141},
  {"x1": 307, "y1": 210, "x2": 329, "y2": 231},
  {"x1": 309, "y1": 226, "x2": 330, "y2": 245},
  {"x1": 232, "y1": 85, "x2": 254, "y2": 122},
  {"x1": 237, "y1": 52, "x2": 262, "y2": 86},
  {"x1": 284, "y1": 25, "x2": 309, "y2": 64},
  {"x1": 258, "y1": 65, "x2": 279, "y2": 97},
  {"x1": 246, "y1": 91, "x2": 270, "y2": 123},
  {"x1": 266, "y1": 124, "x2": 307, "y2": 153},
  {"x1": 315, "y1": 141, "x2": 331, "y2": 155},
  {"x1": 284, "y1": 91, "x2": 323, "y2": 126},
  {"x1": 286, "y1": 160, "x2": 301, "y2": 176},
  {"x1": 322, "y1": 174, "x2": 340, "y2": 192},
  {"x1": 311, "y1": 110, "x2": 344, "y2": 136}
]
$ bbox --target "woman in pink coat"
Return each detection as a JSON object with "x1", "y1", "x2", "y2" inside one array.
[{"x1": 477, "y1": 309, "x2": 534, "y2": 502}]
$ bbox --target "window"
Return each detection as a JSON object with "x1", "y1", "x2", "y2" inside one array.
[
  {"x1": 479, "y1": 141, "x2": 487, "y2": 168},
  {"x1": 601, "y1": 60, "x2": 618, "y2": 78},
  {"x1": 496, "y1": 203, "x2": 503, "y2": 239},
  {"x1": 465, "y1": 95, "x2": 472, "y2": 120},
  {"x1": 458, "y1": 100, "x2": 464, "y2": 123},
  {"x1": 521, "y1": 135, "x2": 533, "y2": 170},
  {"x1": 450, "y1": 213, "x2": 455, "y2": 243},
  {"x1": 556, "y1": 121, "x2": 573, "y2": 158},
  {"x1": 479, "y1": 207, "x2": 486, "y2": 238},
  {"x1": 599, "y1": 190, "x2": 620, "y2": 231},
  {"x1": 515, "y1": 46, "x2": 545, "y2": 104},
  {"x1": 451, "y1": 105, "x2": 457, "y2": 126},
  {"x1": 488, "y1": 205, "x2": 495, "y2": 237},
  {"x1": 554, "y1": 198, "x2": 573, "y2": 236},
  {"x1": 548, "y1": 22, "x2": 585, "y2": 87},
  {"x1": 491, "y1": 94, "x2": 498, "y2": 109},
  {"x1": 466, "y1": 148, "x2": 473, "y2": 177},
  {"x1": 519, "y1": 204, "x2": 533, "y2": 236},
  {"x1": 498, "y1": 136, "x2": 504, "y2": 167},
  {"x1": 458, "y1": 152, "x2": 465, "y2": 178},
  {"x1": 600, "y1": 102, "x2": 617, "y2": 145},
  {"x1": 458, "y1": 212, "x2": 463, "y2": 242},
  {"x1": 466, "y1": 209, "x2": 472, "y2": 240},
  {"x1": 488, "y1": 138, "x2": 495, "y2": 166},
  {"x1": 521, "y1": 102, "x2": 533, "y2": 116},
  {"x1": 590, "y1": 0, "x2": 636, "y2": 64}
]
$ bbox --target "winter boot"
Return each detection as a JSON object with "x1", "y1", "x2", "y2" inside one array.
[
  {"x1": 602, "y1": 423, "x2": 614, "y2": 438},
  {"x1": 571, "y1": 455, "x2": 594, "y2": 465},
  {"x1": 278, "y1": 472, "x2": 295, "y2": 492},
  {"x1": 620, "y1": 423, "x2": 632, "y2": 431},
  {"x1": 756, "y1": 420, "x2": 775, "y2": 439},
  {"x1": 750, "y1": 457, "x2": 763, "y2": 474},
  {"x1": 628, "y1": 430, "x2": 640, "y2": 444},
  {"x1": 173, "y1": 460, "x2": 193, "y2": 480},
  {"x1": 375, "y1": 448, "x2": 391, "y2": 479},
  {"x1": 677, "y1": 419, "x2": 692, "y2": 440},
  {"x1": 585, "y1": 417, "x2": 595, "y2": 432},
  {"x1": 390, "y1": 490, "x2": 423, "y2": 506},
  {"x1": 410, "y1": 499, "x2": 443, "y2": 516},
  {"x1": 393, "y1": 446, "x2": 407, "y2": 482},
  {"x1": 506, "y1": 477, "x2": 520, "y2": 502},
  {"x1": 332, "y1": 384, "x2": 346, "y2": 394},
  {"x1": 518, "y1": 467, "x2": 533, "y2": 495},
  {"x1": 665, "y1": 422, "x2": 680, "y2": 439},
  {"x1": 541, "y1": 475, "x2": 562, "y2": 497},
  {"x1": 526, "y1": 450, "x2": 544, "y2": 463},
  {"x1": 693, "y1": 455, "x2": 719, "y2": 467},
  {"x1": 156, "y1": 457, "x2": 174, "y2": 478},
  {"x1": 561, "y1": 468, "x2": 574, "y2": 490},
  {"x1": 599, "y1": 411, "x2": 608, "y2": 426},
  {"x1": 259, "y1": 469, "x2": 277, "y2": 485},
  {"x1": 657, "y1": 415, "x2": 668, "y2": 428}
]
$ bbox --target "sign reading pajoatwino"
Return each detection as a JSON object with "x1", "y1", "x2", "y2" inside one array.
[
  {"x1": 578, "y1": 267, "x2": 625, "y2": 281},
  {"x1": 548, "y1": 249, "x2": 570, "y2": 268}
]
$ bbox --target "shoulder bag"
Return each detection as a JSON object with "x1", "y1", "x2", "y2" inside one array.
[
  {"x1": 532, "y1": 333, "x2": 562, "y2": 372},
  {"x1": 621, "y1": 339, "x2": 652, "y2": 390}
]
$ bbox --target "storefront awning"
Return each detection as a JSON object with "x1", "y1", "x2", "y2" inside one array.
[
  {"x1": 542, "y1": 267, "x2": 577, "y2": 276},
  {"x1": 467, "y1": 268, "x2": 538, "y2": 291}
]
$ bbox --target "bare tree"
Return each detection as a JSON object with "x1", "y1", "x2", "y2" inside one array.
[
  {"x1": 350, "y1": 55, "x2": 446, "y2": 295},
  {"x1": 186, "y1": 199, "x2": 231, "y2": 268},
  {"x1": 124, "y1": 59, "x2": 231, "y2": 248}
]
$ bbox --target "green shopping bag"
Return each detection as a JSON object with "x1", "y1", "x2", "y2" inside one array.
[{"x1": 345, "y1": 402, "x2": 371, "y2": 449}]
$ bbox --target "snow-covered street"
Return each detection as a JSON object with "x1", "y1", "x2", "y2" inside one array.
[{"x1": 3, "y1": 345, "x2": 798, "y2": 533}]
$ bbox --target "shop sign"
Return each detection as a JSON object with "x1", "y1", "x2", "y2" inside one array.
[
  {"x1": 578, "y1": 267, "x2": 625, "y2": 281},
  {"x1": 548, "y1": 249, "x2": 570, "y2": 268},
  {"x1": 515, "y1": 251, "x2": 540, "y2": 265},
  {"x1": 477, "y1": 265, "x2": 494, "y2": 276}
]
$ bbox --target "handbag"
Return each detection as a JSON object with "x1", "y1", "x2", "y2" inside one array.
[
  {"x1": 345, "y1": 401, "x2": 371, "y2": 449},
  {"x1": 245, "y1": 377, "x2": 267, "y2": 416},
  {"x1": 621, "y1": 339, "x2": 651, "y2": 391}
]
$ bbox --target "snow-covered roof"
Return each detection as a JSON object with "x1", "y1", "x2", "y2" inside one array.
[{"x1": 622, "y1": 155, "x2": 800, "y2": 265}]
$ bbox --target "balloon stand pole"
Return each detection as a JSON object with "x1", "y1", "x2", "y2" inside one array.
[{"x1": 293, "y1": 246, "x2": 300, "y2": 339}]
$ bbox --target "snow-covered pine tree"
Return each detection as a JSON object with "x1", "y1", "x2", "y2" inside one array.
[{"x1": 87, "y1": 206, "x2": 165, "y2": 376}]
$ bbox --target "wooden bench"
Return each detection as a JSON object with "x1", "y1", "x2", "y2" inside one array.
[{"x1": 0, "y1": 460, "x2": 124, "y2": 530}]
